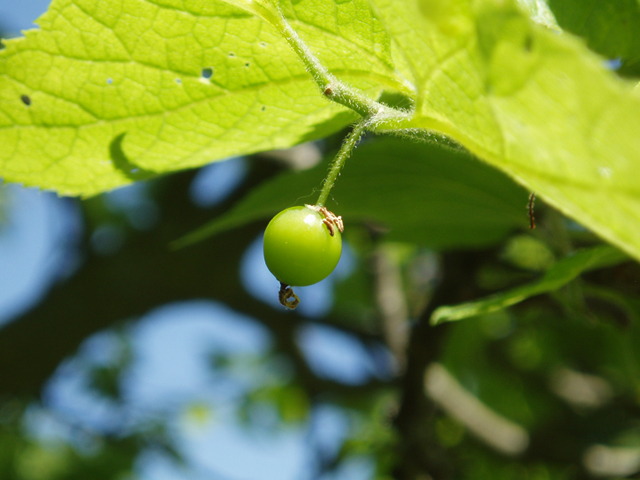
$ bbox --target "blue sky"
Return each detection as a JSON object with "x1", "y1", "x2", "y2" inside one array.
[{"x1": 0, "y1": 0, "x2": 51, "y2": 35}]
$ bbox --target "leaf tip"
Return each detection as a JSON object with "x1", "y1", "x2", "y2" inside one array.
[{"x1": 430, "y1": 309, "x2": 445, "y2": 326}]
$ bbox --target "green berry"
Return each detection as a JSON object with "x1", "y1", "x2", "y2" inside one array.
[{"x1": 263, "y1": 206, "x2": 342, "y2": 287}]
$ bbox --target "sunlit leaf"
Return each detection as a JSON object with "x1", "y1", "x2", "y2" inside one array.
[
  {"x1": 0, "y1": 0, "x2": 396, "y2": 195},
  {"x1": 371, "y1": 0, "x2": 640, "y2": 262}
]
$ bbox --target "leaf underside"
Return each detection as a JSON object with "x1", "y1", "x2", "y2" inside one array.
[
  {"x1": 370, "y1": 0, "x2": 640, "y2": 262},
  {"x1": 0, "y1": 0, "x2": 393, "y2": 195}
]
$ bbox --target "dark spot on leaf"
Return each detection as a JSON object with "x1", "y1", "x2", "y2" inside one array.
[
  {"x1": 484, "y1": 80, "x2": 494, "y2": 94},
  {"x1": 201, "y1": 67, "x2": 213, "y2": 79},
  {"x1": 260, "y1": 42, "x2": 267, "y2": 47},
  {"x1": 228, "y1": 52, "x2": 235, "y2": 57},
  {"x1": 245, "y1": 62, "x2": 250, "y2": 67},
  {"x1": 21, "y1": 95, "x2": 31, "y2": 106},
  {"x1": 524, "y1": 34, "x2": 533, "y2": 53},
  {"x1": 261, "y1": 106, "x2": 266, "y2": 111}
]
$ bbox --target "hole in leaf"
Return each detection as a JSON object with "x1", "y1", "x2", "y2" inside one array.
[
  {"x1": 201, "y1": 67, "x2": 213, "y2": 79},
  {"x1": 107, "y1": 78, "x2": 113, "y2": 85},
  {"x1": 21, "y1": 95, "x2": 31, "y2": 106},
  {"x1": 606, "y1": 58, "x2": 622, "y2": 70},
  {"x1": 175, "y1": 78, "x2": 182, "y2": 84}
]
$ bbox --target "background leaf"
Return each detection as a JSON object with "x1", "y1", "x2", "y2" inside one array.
[
  {"x1": 175, "y1": 138, "x2": 530, "y2": 250},
  {"x1": 431, "y1": 245, "x2": 629, "y2": 324},
  {"x1": 0, "y1": 0, "x2": 396, "y2": 195}
]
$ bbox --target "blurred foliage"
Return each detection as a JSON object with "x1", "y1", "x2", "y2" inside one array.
[
  {"x1": 1, "y1": 128, "x2": 640, "y2": 479},
  {"x1": 174, "y1": 138, "x2": 529, "y2": 250},
  {"x1": 431, "y1": 245, "x2": 629, "y2": 325},
  {"x1": 0, "y1": 426, "x2": 139, "y2": 480}
]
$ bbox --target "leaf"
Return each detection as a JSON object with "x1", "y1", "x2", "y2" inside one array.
[
  {"x1": 5, "y1": 0, "x2": 640, "y2": 268},
  {"x1": 173, "y1": 138, "x2": 529, "y2": 250},
  {"x1": 0, "y1": 0, "x2": 397, "y2": 195},
  {"x1": 274, "y1": 0, "x2": 395, "y2": 70},
  {"x1": 431, "y1": 245, "x2": 629, "y2": 325},
  {"x1": 370, "y1": 0, "x2": 640, "y2": 263}
]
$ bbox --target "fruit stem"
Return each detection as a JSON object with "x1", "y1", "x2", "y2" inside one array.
[
  {"x1": 316, "y1": 121, "x2": 367, "y2": 207},
  {"x1": 245, "y1": 2, "x2": 420, "y2": 205},
  {"x1": 246, "y1": 2, "x2": 417, "y2": 209}
]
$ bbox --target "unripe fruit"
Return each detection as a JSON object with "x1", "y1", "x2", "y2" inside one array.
[{"x1": 263, "y1": 206, "x2": 342, "y2": 287}]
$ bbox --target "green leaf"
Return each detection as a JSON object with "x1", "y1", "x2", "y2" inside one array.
[
  {"x1": 275, "y1": 0, "x2": 395, "y2": 70},
  {"x1": 431, "y1": 245, "x2": 629, "y2": 325},
  {"x1": 0, "y1": 0, "x2": 395, "y2": 195},
  {"x1": 173, "y1": 138, "x2": 529, "y2": 250},
  {"x1": 5, "y1": 0, "x2": 640, "y2": 269},
  {"x1": 370, "y1": 0, "x2": 640, "y2": 263},
  {"x1": 546, "y1": 0, "x2": 640, "y2": 74}
]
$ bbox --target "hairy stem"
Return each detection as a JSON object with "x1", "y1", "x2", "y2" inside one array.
[
  {"x1": 316, "y1": 121, "x2": 367, "y2": 207},
  {"x1": 252, "y1": 2, "x2": 408, "y2": 121},
  {"x1": 249, "y1": 2, "x2": 414, "y2": 205}
]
